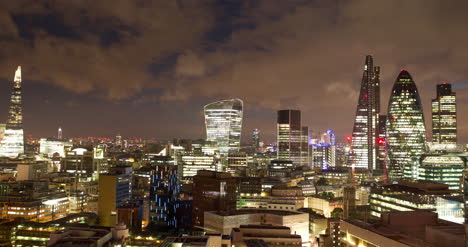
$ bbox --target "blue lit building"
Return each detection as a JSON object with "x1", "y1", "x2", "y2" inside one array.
[
  {"x1": 149, "y1": 164, "x2": 183, "y2": 230},
  {"x1": 310, "y1": 130, "x2": 336, "y2": 169}
]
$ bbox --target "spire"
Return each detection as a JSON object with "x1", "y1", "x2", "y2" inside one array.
[
  {"x1": 14, "y1": 66, "x2": 21, "y2": 83},
  {"x1": 6, "y1": 66, "x2": 23, "y2": 129},
  {"x1": 0, "y1": 66, "x2": 25, "y2": 157},
  {"x1": 58, "y1": 127, "x2": 63, "y2": 140}
]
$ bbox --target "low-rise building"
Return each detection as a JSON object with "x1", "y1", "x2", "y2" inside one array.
[
  {"x1": 339, "y1": 211, "x2": 464, "y2": 247},
  {"x1": 369, "y1": 180, "x2": 463, "y2": 223},
  {"x1": 232, "y1": 225, "x2": 302, "y2": 247},
  {"x1": 204, "y1": 210, "x2": 309, "y2": 245}
]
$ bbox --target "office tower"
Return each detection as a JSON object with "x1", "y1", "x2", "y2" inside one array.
[
  {"x1": 432, "y1": 83, "x2": 457, "y2": 144},
  {"x1": 463, "y1": 169, "x2": 468, "y2": 225},
  {"x1": 58, "y1": 127, "x2": 63, "y2": 140},
  {"x1": 310, "y1": 130, "x2": 336, "y2": 169},
  {"x1": 149, "y1": 164, "x2": 181, "y2": 229},
  {"x1": 98, "y1": 166, "x2": 132, "y2": 226},
  {"x1": 252, "y1": 129, "x2": 260, "y2": 153},
  {"x1": 386, "y1": 70, "x2": 426, "y2": 179},
  {"x1": 350, "y1": 56, "x2": 380, "y2": 172},
  {"x1": 204, "y1": 98, "x2": 243, "y2": 155},
  {"x1": 277, "y1": 110, "x2": 302, "y2": 165},
  {"x1": 0, "y1": 66, "x2": 24, "y2": 157},
  {"x1": 179, "y1": 153, "x2": 218, "y2": 181},
  {"x1": 343, "y1": 186, "x2": 356, "y2": 219},
  {"x1": 300, "y1": 126, "x2": 310, "y2": 166},
  {"x1": 192, "y1": 170, "x2": 237, "y2": 227},
  {"x1": 116, "y1": 134, "x2": 122, "y2": 146},
  {"x1": 376, "y1": 115, "x2": 387, "y2": 174}
]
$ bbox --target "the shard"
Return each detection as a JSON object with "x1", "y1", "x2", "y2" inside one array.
[{"x1": 0, "y1": 66, "x2": 24, "y2": 157}]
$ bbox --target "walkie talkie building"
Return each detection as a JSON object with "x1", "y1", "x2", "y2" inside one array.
[{"x1": 204, "y1": 99, "x2": 243, "y2": 155}]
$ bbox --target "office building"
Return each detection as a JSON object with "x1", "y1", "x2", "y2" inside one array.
[
  {"x1": 349, "y1": 56, "x2": 380, "y2": 172},
  {"x1": 231, "y1": 225, "x2": 302, "y2": 247},
  {"x1": 149, "y1": 164, "x2": 182, "y2": 229},
  {"x1": 226, "y1": 152, "x2": 248, "y2": 176},
  {"x1": 162, "y1": 235, "x2": 225, "y2": 247},
  {"x1": 98, "y1": 166, "x2": 132, "y2": 226},
  {"x1": 277, "y1": 110, "x2": 305, "y2": 166},
  {"x1": 377, "y1": 115, "x2": 387, "y2": 174},
  {"x1": 432, "y1": 83, "x2": 457, "y2": 144},
  {"x1": 340, "y1": 211, "x2": 464, "y2": 247},
  {"x1": 252, "y1": 129, "x2": 260, "y2": 153},
  {"x1": 179, "y1": 153, "x2": 218, "y2": 181},
  {"x1": 404, "y1": 154, "x2": 467, "y2": 190},
  {"x1": 39, "y1": 138, "x2": 73, "y2": 158},
  {"x1": 204, "y1": 98, "x2": 243, "y2": 155},
  {"x1": 387, "y1": 70, "x2": 426, "y2": 179},
  {"x1": 0, "y1": 66, "x2": 24, "y2": 158},
  {"x1": 204, "y1": 210, "x2": 309, "y2": 245},
  {"x1": 369, "y1": 180, "x2": 463, "y2": 224},
  {"x1": 192, "y1": 170, "x2": 237, "y2": 227}
]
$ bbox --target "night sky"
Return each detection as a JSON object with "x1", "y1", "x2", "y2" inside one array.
[{"x1": 1, "y1": 0, "x2": 468, "y2": 143}]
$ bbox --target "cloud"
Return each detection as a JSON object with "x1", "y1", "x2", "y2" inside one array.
[
  {"x1": 175, "y1": 51, "x2": 206, "y2": 78},
  {"x1": 0, "y1": 0, "x2": 216, "y2": 99},
  {"x1": 2, "y1": 0, "x2": 468, "y2": 141}
]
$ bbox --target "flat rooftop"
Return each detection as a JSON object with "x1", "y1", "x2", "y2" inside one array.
[{"x1": 210, "y1": 209, "x2": 305, "y2": 216}]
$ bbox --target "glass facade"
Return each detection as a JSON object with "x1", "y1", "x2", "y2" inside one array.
[
  {"x1": 204, "y1": 99, "x2": 243, "y2": 155},
  {"x1": 386, "y1": 70, "x2": 426, "y2": 179},
  {"x1": 369, "y1": 183, "x2": 463, "y2": 223},
  {"x1": 432, "y1": 83, "x2": 457, "y2": 144},
  {"x1": 0, "y1": 66, "x2": 24, "y2": 157},
  {"x1": 277, "y1": 110, "x2": 308, "y2": 166},
  {"x1": 350, "y1": 56, "x2": 380, "y2": 172}
]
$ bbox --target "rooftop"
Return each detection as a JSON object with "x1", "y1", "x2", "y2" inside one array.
[{"x1": 209, "y1": 209, "x2": 305, "y2": 216}]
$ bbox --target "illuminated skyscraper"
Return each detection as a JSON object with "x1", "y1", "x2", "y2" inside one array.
[
  {"x1": 252, "y1": 129, "x2": 260, "y2": 153},
  {"x1": 386, "y1": 70, "x2": 426, "y2": 179},
  {"x1": 349, "y1": 56, "x2": 380, "y2": 172},
  {"x1": 0, "y1": 66, "x2": 24, "y2": 157},
  {"x1": 377, "y1": 115, "x2": 387, "y2": 173},
  {"x1": 204, "y1": 99, "x2": 243, "y2": 155},
  {"x1": 58, "y1": 127, "x2": 63, "y2": 140},
  {"x1": 432, "y1": 83, "x2": 457, "y2": 144},
  {"x1": 300, "y1": 126, "x2": 310, "y2": 166},
  {"x1": 277, "y1": 110, "x2": 306, "y2": 166}
]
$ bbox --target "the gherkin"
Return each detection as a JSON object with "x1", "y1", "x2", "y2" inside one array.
[{"x1": 386, "y1": 70, "x2": 426, "y2": 179}]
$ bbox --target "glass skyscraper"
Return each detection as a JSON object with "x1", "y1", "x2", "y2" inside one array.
[
  {"x1": 277, "y1": 110, "x2": 309, "y2": 166},
  {"x1": 432, "y1": 83, "x2": 457, "y2": 144},
  {"x1": 204, "y1": 98, "x2": 243, "y2": 155},
  {"x1": 350, "y1": 55, "x2": 380, "y2": 172},
  {"x1": 0, "y1": 66, "x2": 24, "y2": 158},
  {"x1": 386, "y1": 70, "x2": 426, "y2": 179}
]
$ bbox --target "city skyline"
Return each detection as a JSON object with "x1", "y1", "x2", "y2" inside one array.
[{"x1": 1, "y1": 1, "x2": 468, "y2": 144}]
